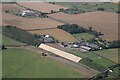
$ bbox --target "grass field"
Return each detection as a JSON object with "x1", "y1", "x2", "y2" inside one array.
[
  {"x1": 2, "y1": 35, "x2": 24, "y2": 45},
  {"x1": 66, "y1": 48, "x2": 119, "y2": 77},
  {"x1": 29, "y1": 28, "x2": 78, "y2": 42},
  {"x1": 73, "y1": 33, "x2": 95, "y2": 41},
  {"x1": 2, "y1": 48, "x2": 82, "y2": 78},
  {"x1": 55, "y1": 2, "x2": 118, "y2": 13},
  {"x1": 94, "y1": 48, "x2": 119, "y2": 63},
  {"x1": 66, "y1": 49, "x2": 116, "y2": 68}
]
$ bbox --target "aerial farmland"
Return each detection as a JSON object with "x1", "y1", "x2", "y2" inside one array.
[
  {"x1": 2, "y1": 13, "x2": 64, "y2": 30},
  {"x1": 29, "y1": 28, "x2": 78, "y2": 42},
  {"x1": 2, "y1": 3, "x2": 25, "y2": 12},
  {"x1": 48, "y1": 11, "x2": 118, "y2": 41},
  {"x1": 1, "y1": 2, "x2": 119, "y2": 79},
  {"x1": 17, "y1": 2, "x2": 68, "y2": 13}
]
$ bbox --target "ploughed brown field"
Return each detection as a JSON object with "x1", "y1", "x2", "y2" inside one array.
[
  {"x1": 2, "y1": 3, "x2": 25, "y2": 12},
  {"x1": 29, "y1": 28, "x2": 78, "y2": 42},
  {"x1": 17, "y1": 2, "x2": 68, "y2": 13},
  {"x1": 48, "y1": 11, "x2": 119, "y2": 41},
  {"x1": 2, "y1": 13, "x2": 64, "y2": 30}
]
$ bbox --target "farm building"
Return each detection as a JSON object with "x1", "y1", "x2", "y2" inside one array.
[
  {"x1": 39, "y1": 44, "x2": 82, "y2": 63},
  {"x1": 21, "y1": 10, "x2": 34, "y2": 16},
  {"x1": 80, "y1": 46, "x2": 91, "y2": 51},
  {"x1": 86, "y1": 43, "x2": 101, "y2": 50},
  {"x1": 40, "y1": 35, "x2": 55, "y2": 43}
]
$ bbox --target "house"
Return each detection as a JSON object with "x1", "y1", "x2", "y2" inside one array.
[{"x1": 21, "y1": 10, "x2": 34, "y2": 16}]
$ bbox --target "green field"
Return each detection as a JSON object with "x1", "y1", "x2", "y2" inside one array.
[
  {"x1": 66, "y1": 48, "x2": 118, "y2": 77},
  {"x1": 2, "y1": 35, "x2": 24, "y2": 45},
  {"x1": 2, "y1": 48, "x2": 82, "y2": 78},
  {"x1": 0, "y1": 51, "x2": 2, "y2": 79},
  {"x1": 73, "y1": 33, "x2": 95, "y2": 41},
  {"x1": 55, "y1": 2, "x2": 118, "y2": 13},
  {"x1": 94, "y1": 48, "x2": 119, "y2": 63},
  {"x1": 67, "y1": 49, "x2": 116, "y2": 68}
]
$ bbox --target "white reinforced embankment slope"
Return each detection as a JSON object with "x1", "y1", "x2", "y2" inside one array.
[{"x1": 39, "y1": 44, "x2": 82, "y2": 63}]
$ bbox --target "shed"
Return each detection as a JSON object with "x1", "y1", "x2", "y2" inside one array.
[{"x1": 80, "y1": 46, "x2": 91, "y2": 51}]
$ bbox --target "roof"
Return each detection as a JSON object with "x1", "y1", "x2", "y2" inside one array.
[
  {"x1": 22, "y1": 10, "x2": 32, "y2": 13},
  {"x1": 88, "y1": 44, "x2": 99, "y2": 48},
  {"x1": 39, "y1": 44, "x2": 82, "y2": 63},
  {"x1": 80, "y1": 46, "x2": 91, "y2": 50}
]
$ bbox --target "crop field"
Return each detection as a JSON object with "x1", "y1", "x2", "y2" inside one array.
[
  {"x1": 73, "y1": 33, "x2": 95, "y2": 41},
  {"x1": 2, "y1": 48, "x2": 82, "y2": 78},
  {"x1": 94, "y1": 48, "x2": 119, "y2": 63},
  {"x1": 48, "y1": 11, "x2": 118, "y2": 41},
  {"x1": 2, "y1": 13, "x2": 64, "y2": 30},
  {"x1": 2, "y1": 3, "x2": 25, "y2": 12},
  {"x1": 29, "y1": 28, "x2": 78, "y2": 42},
  {"x1": 17, "y1": 2, "x2": 68, "y2": 13}
]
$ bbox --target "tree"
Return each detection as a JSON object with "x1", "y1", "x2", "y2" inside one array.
[
  {"x1": 116, "y1": 11, "x2": 120, "y2": 13},
  {"x1": 51, "y1": 10, "x2": 54, "y2": 13},
  {"x1": 59, "y1": 8, "x2": 64, "y2": 12},
  {"x1": 97, "y1": 8, "x2": 105, "y2": 11},
  {"x1": 109, "y1": 40, "x2": 120, "y2": 48},
  {"x1": 88, "y1": 26, "x2": 93, "y2": 32}
]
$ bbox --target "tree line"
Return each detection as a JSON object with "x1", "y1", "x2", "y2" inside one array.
[
  {"x1": 2, "y1": 26, "x2": 42, "y2": 46},
  {"x1": 57, "y1": 24, "x2": 103, "y2": 37}
]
